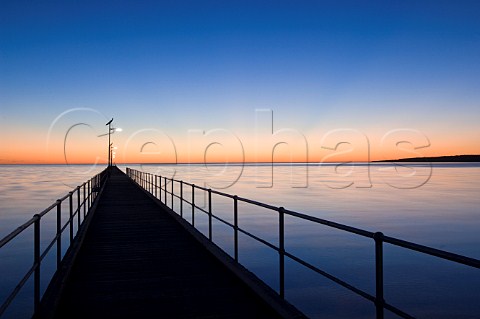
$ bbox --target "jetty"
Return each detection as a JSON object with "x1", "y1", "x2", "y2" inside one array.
[
  {"x1": 39, "y1": 167, "x2": 301, "y2": 318},
  {"x1": 1, "y1": 166, "x2": 479, "y2": 319}
]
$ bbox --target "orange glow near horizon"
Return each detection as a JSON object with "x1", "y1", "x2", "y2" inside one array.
[{"x1": 1, "y1": 128, "x2": 479, "y2": 165}]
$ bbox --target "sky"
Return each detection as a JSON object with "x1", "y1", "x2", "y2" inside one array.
[{"x1": 1, "y1": 0, "x2": 479, "y2": 164}]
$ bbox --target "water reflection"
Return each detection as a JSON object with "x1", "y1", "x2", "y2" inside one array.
[
  {"x1": 1, "y1": 163, "x2": 479, "y2": 318},
  {"x1": 134, "y1": 163, "x2": 480, "y2": 256},
  {"x1": 0, "y1": 165, "x2": 104, "y2": 237},
  {"x1": 133, "y1": 162, "x2": 480, "y2": 318}
]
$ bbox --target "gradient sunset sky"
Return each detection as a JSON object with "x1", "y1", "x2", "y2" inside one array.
[{"x1": 1, "y1": 1, "x2": 479, "y2": 164}]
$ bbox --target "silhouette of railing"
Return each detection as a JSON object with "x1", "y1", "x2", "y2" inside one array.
[
  {"x1": 0, "y1": 169, "x2": 108, "y2": 318},
  {"x1": 127, "y1": 168, "x2": 480, "y2": 319}
]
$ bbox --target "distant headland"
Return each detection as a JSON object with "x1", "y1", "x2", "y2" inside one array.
[{"x1": 377, "y1": 155, "x2": 480, "y2": 162}]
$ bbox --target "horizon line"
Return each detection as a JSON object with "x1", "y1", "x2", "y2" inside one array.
[{"x1": 2, "y1": 154, "x2": 479, "y2": 166}]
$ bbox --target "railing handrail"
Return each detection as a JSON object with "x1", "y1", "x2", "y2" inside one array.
[
  {"x1": 0, "y1": 167, "x2": 109, "y2": 318},
  {"x1": 1, "y1": 185, "x2": 86, "y2": 250},
  {"x1": 130, "y1": 169, "x2": 480, "y2": 269},
  {"x1": 127, "y1": 168, "x2": 480, "y2": 319},
  {"x1": 0, "y1": 218, "x2": 37, "y2": 250},
  {"x1": 382, "y1": 234, "x2": 480, "y2": 268}
]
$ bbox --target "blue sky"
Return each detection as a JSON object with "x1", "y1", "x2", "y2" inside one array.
[{"x1": 1, "y1": 1, "x2": 479, "y2": 163}]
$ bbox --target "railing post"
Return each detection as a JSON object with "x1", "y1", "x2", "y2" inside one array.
[
  {"x1": 159, "y1": 176, "x2": 162, "y2": 203},
  {"x1": 83, "y1": 183, "x2": 86, "y2": 218},
  {"x1": 88, "y1": 180, "x2": 91, "y2": 210},
  {"x1": 180, "y1": 181, "x2": 183, "y2": 217},
  {"x1": 279, "y1": 207, "x2": 285, "y2": 299},
  {"x1": 164, "y1": 177, "x2": 167, "y2": 206},
  {"x1": 69, "y1": 192, "x2": 73, "y2": 244},
  {"x1": 33, "y1": 214, "x2": 41, "y2": 313},
  {"x1": 234, "y1": 195, "x2": 238, "y2": 262},
  {"x1": 91, "y1": 178, "x2": 95, "y2": 203},
  {"x1": 191, "y1": 184, "x2": 195, "y2": 227},
  {"x1": 77, "y1": 186, "x2": 81, "y2": 227},
  {"x1": 171, "y1": 179, "x2": 174, "y2": 210},
  {"x1": 56, "y1": 200, "x2": 62, "y2": 269},
  {"x1": 155, "y1": 175, "x2": 158, "y2": 198},
  {"x1": 90, "y1": 179, "x2": 93, "y2": 208},
  {"x1": 92, "y1": 177, "x2": 95, "y2": 203},
  {"x1": 374, "y1": 232, "x2": 384, "y2": 319},
  {"x1": 208, "y1": 189, "x2": 212, "y2": 241}
]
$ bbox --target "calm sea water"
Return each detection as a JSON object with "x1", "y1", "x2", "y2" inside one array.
[{"x1": 1, "y1": 163, "x2": 479, "y2": 318}]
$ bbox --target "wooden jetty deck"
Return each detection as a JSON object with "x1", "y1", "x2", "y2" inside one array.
[{"x1": 39, "y1": 167, "x2": 303, "y2": 319}]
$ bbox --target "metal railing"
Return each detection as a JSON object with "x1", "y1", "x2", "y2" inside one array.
[
  {"x1": 0, "y1": 168, "x2": 108, "y2": 317},
  {"x1": 127, "y1": 168, "x2": 480, "y2": 319}
]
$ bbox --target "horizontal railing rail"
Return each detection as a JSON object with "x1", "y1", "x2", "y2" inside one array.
[
  {"x1": 127, "y1": 168, "x2": 480, "y2": 319},
  {"x1": 0, "y1": 168, "x2": 109, "y2": 318}
]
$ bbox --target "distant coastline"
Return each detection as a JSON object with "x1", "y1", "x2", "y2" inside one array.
[{"x1": 377, "y1": 154, "x2": 480, "y2": 162}]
